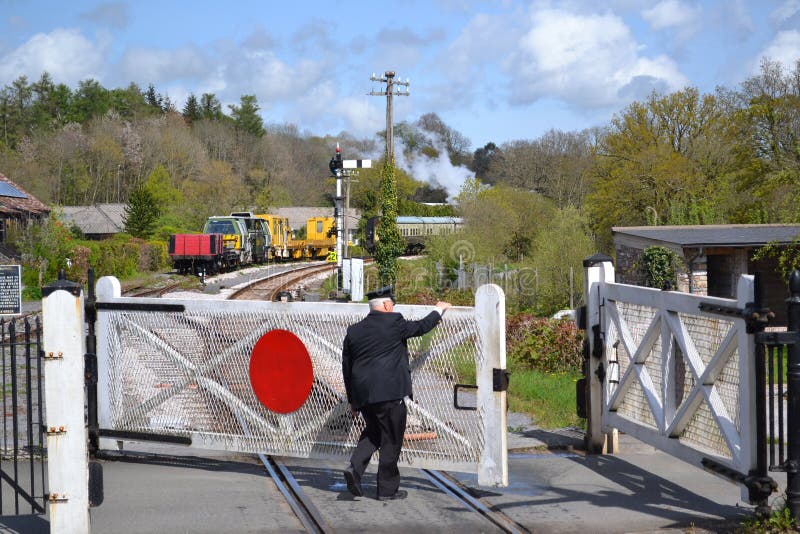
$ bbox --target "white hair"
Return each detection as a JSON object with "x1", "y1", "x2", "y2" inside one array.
[{"x1": 368, "y1": 297, "x2": 392, "y2": 310}]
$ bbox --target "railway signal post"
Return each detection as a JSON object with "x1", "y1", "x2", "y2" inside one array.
[{"x1": 329, "y1": 144, "x2": 370, "y2": 294}]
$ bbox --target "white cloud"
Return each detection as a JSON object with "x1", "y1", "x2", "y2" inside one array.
[
  {"x1": 752, "y1": 30, "x2": 800, "y2": 72},
  {"x1": 507, "y1": 7, "x2": 688, "y2": 108},
  {"x1": 772, "y1": 0, "x2": 800, "y2": 25},
  {"x1": 119, "y1": 46, "x2": 209, "y2": 85},
  {"x1": 0, "y1": 28, "x2": 106, "y2": 85},
  {"x1": 642, "y1": 0, "x2": 700, "y2": 30}
]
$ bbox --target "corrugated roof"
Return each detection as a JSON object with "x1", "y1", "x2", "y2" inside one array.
[
  {"x1": 0, "y1": 173, "x2": 49, "y2": 216},
  {"x1": 59, "y1": 203, "x2": 126, "y2": 235},
  {"x1": 612, "y1": 224, "x2": 800, "y2": 246}
]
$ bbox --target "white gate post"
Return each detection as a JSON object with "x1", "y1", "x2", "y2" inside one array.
[
  {"x1": 475, "y1": 284, "x2": 508, "y2": 486},
  {"x1": 584, "y1": 254, "x2": 616, "y2": 454},
  {"x1": 42, "y1": 276, "x2": 90, "y2": 533}
]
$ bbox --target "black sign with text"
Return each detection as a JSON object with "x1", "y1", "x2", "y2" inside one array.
[{"x1": 0, "y1": 265, "x2": 22, "y2": 315}]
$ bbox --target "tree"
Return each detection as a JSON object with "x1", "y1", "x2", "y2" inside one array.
[
  {"x1": 375, "y1": 157, "x2": 405, "y2": 286},
  {"x1": 145, "y1": 83, "x2": 163, "y2": 112},
  {"x1": 728, "y1": 58, "x2": 800, "y2": 222},
  {"x1": 123, "y1": 184, "x2": 161, "y2": 238},
  {"x1": 586, "y1": 87, "x2": 733, "y2": 250},
  {"x1": 229, "y1": 94, "x2": 265, "y2": 137},
  {"x1": 200, "y1": 93, "x2": 223, "y2": 120},
  {"x1": 182, "y1": 93, "x2": 201, "y2": 124}
]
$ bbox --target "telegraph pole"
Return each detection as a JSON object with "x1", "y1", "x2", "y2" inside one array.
[{"x1": 369, "y1": 71, "x2": 409, "y2": 161}]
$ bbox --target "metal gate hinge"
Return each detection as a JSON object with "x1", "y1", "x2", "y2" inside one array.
[
  {"x1": 43, "y1": 351, "x2": 64, "y2": 360},
  {"x1": 493, "y1": 369, "x2": 510, "y2": 392},
  {"x1": 48, "y1": 492, "x2": 69, "y2": 503},
  {"x1": 698, "y1": 302, "x2": 775, "y2": 333},
  {"x1": 46, "y1": 426, "x2": 66, "y2": 436}
]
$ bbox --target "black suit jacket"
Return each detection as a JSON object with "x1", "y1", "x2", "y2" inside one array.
[{"x1": 342, "y1": 309, "x2": 442, "y2": 409}]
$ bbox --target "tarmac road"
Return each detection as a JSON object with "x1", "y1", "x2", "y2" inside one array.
[{"x1": 1, "y1": 427, "x2": 783, "y2": 534}]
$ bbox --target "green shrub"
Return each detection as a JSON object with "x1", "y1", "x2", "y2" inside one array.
[
  {"x1": 506, "y1": 313, "x2": 583, "y2": 373},
  {"x1": 638, "y1": 245, "x2": 680, "y2": 289}
]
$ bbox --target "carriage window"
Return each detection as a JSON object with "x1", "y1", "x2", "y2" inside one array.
[{"x1": 317, "y1": 221, "x2": 323, "y2": 234}]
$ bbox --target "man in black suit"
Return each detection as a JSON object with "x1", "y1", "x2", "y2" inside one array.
[{"x1": 341, "y1": 285, "x2": 451, "y2": 500}]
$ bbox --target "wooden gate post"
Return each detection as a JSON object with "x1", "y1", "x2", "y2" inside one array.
[
  {"x1": 583, "y1": 254, "x2": 616, "y2": 454},
  {"x1": 476, "y1": 284, "x2": 508, "y2": 487},
  {"x1": 42, "y1": 272, "x2": 90, "y2": 533}
]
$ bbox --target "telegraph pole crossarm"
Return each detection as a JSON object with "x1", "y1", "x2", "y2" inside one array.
[{"x1": 369, "y1": 71, "x2": 409, "y2": 162}]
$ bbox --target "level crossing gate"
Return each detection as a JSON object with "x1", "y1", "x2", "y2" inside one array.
[
  {"x1": 90, "y1": 276, "x2": 508, "y2": 485},
  {"x1": 582, "y1": 256, "x2": 776, "y2": 506}
]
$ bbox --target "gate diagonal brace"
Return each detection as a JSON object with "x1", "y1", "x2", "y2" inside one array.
[{"x1": 698, "y1": 302, "x2": 774, "y2": 333}]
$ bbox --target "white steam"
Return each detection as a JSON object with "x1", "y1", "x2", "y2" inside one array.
[{"x1": 394, "y1": 137, "x2": 473, "y2": 200}]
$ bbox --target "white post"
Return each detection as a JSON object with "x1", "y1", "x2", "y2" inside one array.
[
  {"x1": 475, "y1": 284, "x2": 508, "y2": 487},
  {"x1": 736, "y1": 274, "x2": 757, "y2": 502},
  {"x1": 42, "y1": 280, "x2": 90, "y2": 533},
  {"x1": 584, "y1": 255, "x2": 616, "y2": 454}
]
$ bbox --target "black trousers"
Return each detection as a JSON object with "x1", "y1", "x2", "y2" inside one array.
[{"x1": 348, "y1": 398, "x2": 407, "y2": 497}]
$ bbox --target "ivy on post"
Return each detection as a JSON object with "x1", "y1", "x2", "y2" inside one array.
[{"x1": 375, "y1": 156, "x2": 405, "y2": 286}]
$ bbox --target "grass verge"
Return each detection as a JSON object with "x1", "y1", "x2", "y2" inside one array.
[
  {"x1": 453, "y1": 353, "x2": 583, "y2": 430},
  {"x1": 507, "y1": 366, "x2": 584, "y2": 430}
]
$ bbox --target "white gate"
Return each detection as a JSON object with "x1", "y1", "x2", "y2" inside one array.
[
  {"x1": 584, "y1": 258, "x2": 759, "y2": 500},
  {"x1": 93, "y1": 277, "x2": 508, "y2": 486}
]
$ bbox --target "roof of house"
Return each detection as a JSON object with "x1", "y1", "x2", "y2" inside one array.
[
  {"x1": 273, "y1": 207, "x2": 360, "y2": 231},
  {"x1": 59, "y1": 204, "x2": 126, "y2": 235},
  {"x1": 0, "y1": 173, "x2": 49, "y2": 216},
  {"x1": 612, "y1": 224, "x2": 800, "y2": 247}
]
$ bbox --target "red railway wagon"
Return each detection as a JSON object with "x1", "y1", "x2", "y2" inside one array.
[{"x1": 168, "y1": 233, "x2": 233, "y2": 274}]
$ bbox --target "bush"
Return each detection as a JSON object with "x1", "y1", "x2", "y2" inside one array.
[{"x1": 506, "y1": 313, "x2": 583, "y2": 373}]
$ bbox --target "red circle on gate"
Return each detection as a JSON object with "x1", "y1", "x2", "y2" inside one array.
[{"x1": 249, "y1": 329, "x2": 313, "y2": 414}]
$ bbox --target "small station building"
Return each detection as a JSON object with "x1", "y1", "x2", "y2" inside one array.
[{"x1": 613, "y1": 224, "x2": 800, "y2": 325}]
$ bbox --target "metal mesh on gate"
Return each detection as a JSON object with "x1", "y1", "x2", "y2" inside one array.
[
  {"x1": 100, "y1": 305, "x2": 486, "y2": 470},
  {"x1": 605, "y1": 300, "x2": 740, "y2": 460}
]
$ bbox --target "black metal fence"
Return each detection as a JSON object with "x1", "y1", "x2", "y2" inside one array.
[
  {"x1": 756, "y1": 270, "x2": 800, "y2": 520},
  {"x1": 0, "y1": 315, "x2": 46, "y2": 516}
]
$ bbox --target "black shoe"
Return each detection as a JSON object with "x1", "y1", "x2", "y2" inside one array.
[
  {"x1": 343, "y1": 467, "x2": 363, "y2": 497},
  {"x1": 378, "y1": 490, "x2": 407, "y2": 501}
]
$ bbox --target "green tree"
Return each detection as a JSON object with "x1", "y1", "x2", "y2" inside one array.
[
  {"x1": 182, "y1": 93, "x2": 201, "y2": 123},
  {"x1": 229, "y1": 94, "x2": 265, "y2": 137},
  {"x1": 375, "y1": 157, "x2": 405, "y2": 285},
  {"x1": 200, "y1": 93, "x2": 223, "y2": 120},
  {"x1": 69, "y1": 79, "x2": 111, "y2": 123},
  {"x1": 145, "y1": 83, "x2": 163, "y2": 112},
  {"x1": 123, "y1": 184, "x2": 161, "y2": 238},
  {"x1": 586, "y1": 87, "x2": 734, "y2": 251}
]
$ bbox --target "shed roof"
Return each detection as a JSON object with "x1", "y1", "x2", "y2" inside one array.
[
  {"x1": 59, "y1": 204, "x2": 126, "y2": 235},
  {"x1": 0, "y1": 173, "x2": 49, "y2": 216},
  {"x1": 612, "y1": 224, "x2": 800, "y2": 247}
]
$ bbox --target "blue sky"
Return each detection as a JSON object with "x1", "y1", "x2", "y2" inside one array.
[{"x1": 1, "y1": 0, "x2": 799, "y2": 152}]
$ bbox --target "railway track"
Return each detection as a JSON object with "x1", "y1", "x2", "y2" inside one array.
[
  {"x1": 229, "y1": 262, "x2": 336, "y2": 301},
  {"x1": 107, "y1": 262, "x2": 528, "y2": 532}
]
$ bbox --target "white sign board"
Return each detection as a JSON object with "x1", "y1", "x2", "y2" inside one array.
[
  {"x1": 350, "y1": 259, "x2": 364, "y2": 302},
  {"x1": 342, "y1": 260, "x2": 351, "y2": 292}
]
